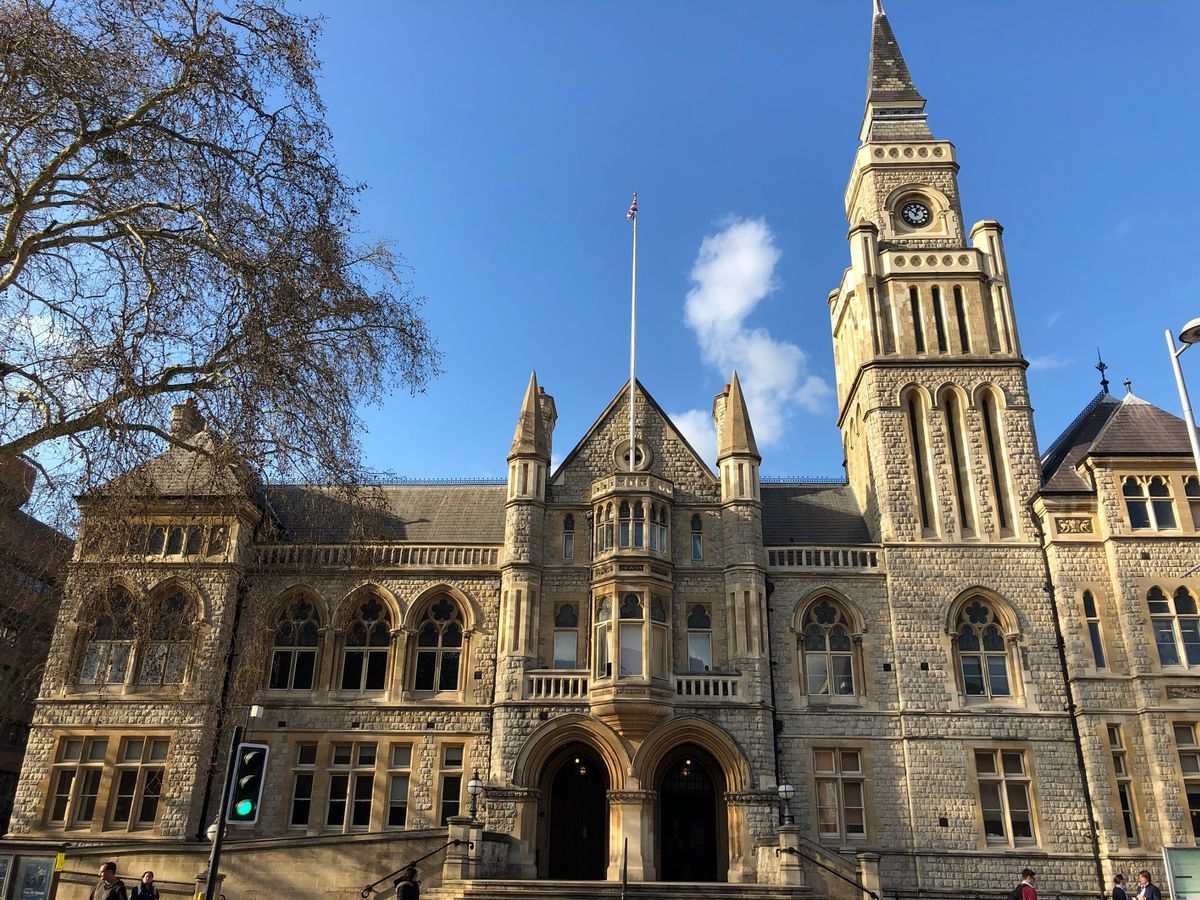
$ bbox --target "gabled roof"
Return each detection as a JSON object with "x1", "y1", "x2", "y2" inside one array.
[
  {"x1": 1040, "y1": 390, "x2": 1197, "y2": 494},
  {"x1": 100, "y1": 431, "x2": 248, "y2": 498},
  {"x1": 551, "y1": 379, "x2": 716, "y2": 483}
]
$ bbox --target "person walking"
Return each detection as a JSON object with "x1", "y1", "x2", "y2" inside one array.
[
  {"x1": 393, "y1": 866, "x2": 419, "y2": 900},
  {"x1": 131, "y1": 871, "x2": 159, "y2": 900},
  {"x1": 92, "y1": 863, "x2": 127, "y2": 900},
  {"x1": 1113, "y1": 873, "x2": 1130, "y2": 900},
  {"x1": 1012, "y1": 868, "x2": 1037, "y2": 900},
  {"x1": 1135, "y1": 870, "x2": 1162, "y2": 900}
]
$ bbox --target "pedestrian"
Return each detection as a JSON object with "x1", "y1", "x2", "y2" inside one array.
[
  {"x1": 393, "y1": 866, "x2": 419, "y2": 900},
  {"x1": 1113, "y1": 873, "x2": 1130, "y2": 900},
  {"x1": 1010, "y1": 868, "x2": 1037, "y2": 900},
  {"x1": 93, "y1": 862, "x2": 127, "y2": 900},
  {"x1": 1135, "y1": 870, "x2": 1162, "y2": 900},
  {"x1": 131, "y1": 871, "x2": 159, "y2": 900}
]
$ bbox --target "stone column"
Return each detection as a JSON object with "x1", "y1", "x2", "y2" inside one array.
[
  {"x1": 443, "y1": 816, "x2": 474, "y2": 882},
  {"x1": 856, "y1": 851, "x2": 882, "y2": 900},
  {"x1": 607, "y1": 789, "x2": 655, "y2": 881},
  {"x1": 776, "y1": 824, "x2": 805, "y2": 886}
]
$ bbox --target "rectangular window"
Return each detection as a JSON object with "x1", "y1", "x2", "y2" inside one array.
[
  {"x1": 1083, "y1": 592, "x2": 1106, "y2": 669},
  {"x1": 326, "y1": 742, "x2": 377, "y2": 832},
  {"x1": 440, "y1": 775, "x2": 462, "y2": 825},
  {"x1": 619, "y1": 623, "x2": 643, "y2": 677},
  {"x1": 387, "y1": 743, "x2": 412, "y2": 828},
  {"x1": 687, "y1": 632, "x2": 713, "y2": 673},
  {"x1": 954, "y1": 286, "x2": 970, "y2": 352},
  {"x1": 1107, "y1": 725, "x2": 1138, "y2": 846},
  {"x1": 931, "y1": 285, "x2": 948, "y2": 352},
  {"x1": 1175, "y1": 723, "x2": 1200, "y2": 840},
  {"x1": 813, "y1": 748, "x2": 866, "y2": 842},
  {"x1": 46, "y1": 737, "x2": 110, "y2": 828},
  {"x1": 975, "y1": 749, "x2": 1035, "y2": 847},
  {"x1": 909, "y1": 287, "x2": 925, "y2": 353},
  {"x1": 554, "y1": 631, "x2": 577, "y2": 669},
  {"x1": 290, "y1": 742, "x2": 317, "y2": 828}
]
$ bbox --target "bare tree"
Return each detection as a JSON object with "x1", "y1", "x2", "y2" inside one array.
[{"x1": 0, "y1": 0, "x2": 438, "y2": 522}]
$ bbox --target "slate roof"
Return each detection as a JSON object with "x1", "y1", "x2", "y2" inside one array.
[
  {"x1": 1040, "y1": 391, "x2": 1197, "y2": 493},
  {"x1": 761, "y1": 483, "x2": 872, "y2": 545},
  {"x1": 263, "y1": 484, "x2": 507, "y2": 544},
  {"x1": 867, "y1": 10, "x2": 925, "y2": 104},
  {"x1": 102, "y1": 431, "x2": 247, "y2": 498}
]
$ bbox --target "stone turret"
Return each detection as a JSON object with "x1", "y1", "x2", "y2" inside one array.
[{"x1": 714, "y1": 371, "x2": 760, "y2": 505}]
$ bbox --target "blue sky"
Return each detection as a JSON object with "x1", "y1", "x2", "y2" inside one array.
[{"x1": 303, "y1": 0, "x2": 1200, "y2": 479}]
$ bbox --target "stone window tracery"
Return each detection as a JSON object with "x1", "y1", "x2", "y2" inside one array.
[
  {"x1": 1148, "y1": 586, "x2": 1200, "y2": 668},
  {"x1": 412, "y1": 597, "x2": 464, "y2": 693},
  {"x1": 686, "y1": 604, "x2": 713, "y2": 673},
  {"x1": 690, "y1": 514, "x2": 703, "y2": 561},
  {"x1": 954, "y1": 599, "x2": 1013, "y2": 700},
  {"x1": 269, "y1": 596, "x2": 321, "y2": 691},
  {"x1": 1123, "y1": 475, "x2": 1178, "y2": 531},
  {"x1": 79, "y1": 592, "x2": 135, "y2": 687},
  {"x1": 340, "y1": 596, "x2": 392, "y2": 692},
  {"x1": 78, "y1": 588, "x2": 195, "y2": 689},
  {"x1": 137, "y1": 592, "x2": 191, "y2": 686},
  {"x1": 801, "y1": 600, "x2": 856, "y2": 696}
]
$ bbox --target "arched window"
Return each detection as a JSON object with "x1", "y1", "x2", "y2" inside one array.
[
  {"x1": 1186, "y1": 476, "x2": 1200, "y2": 529},
  {"x1": 1082, "y1": 591, "x2": 1106, "y2": 669},
  {"x1": 594, "y1": 597, "x2": 612, "y2": 678},
  {"x1": 955, "y1": 599, "x2": 1012, "y2": 699},
  {"x1": 138, "y1": 592, "x2": 192, "y2": 686},
  {"x1": 340, "y1": 596, "x2": 392, "y2": 692},
  {"x1": 1148, "y1": 586, "x2": 1200, "y2": 668},
  {"x1": 942, "y1": 391, "x2": 975, "y2": 537},
  {"x1": 79, "y1": 591, "x2": 135, "y2": 686},
  {"x1": 1124, "y1": 476, "x2": 1178, "y2": 531},
  {"x1": 690, "y1": 514, "x2": 703, "y2": 561},
  {"x1": 562, "y1": 515, "x2": 575, "y2": 560},
  {"x1": 413, "y1": 598, "x2": 464, "y2": 692},
  {"x1": 654, "y1": 505, "x2": 667, "y2": 552},
  {"x1": 618, "y1": 593, "x2": 643, "y2": 677},
  {"x1": 801, "y1": 600, "x2": 855, "y2": 696},
  {"x1": 904, "y1": 391, "x2": 936, "y2": 535},
  {"x1": 686, "y1": 604, "x2": 712, "y2": 672},
  {"x1": 980, "y1": 390, "x2": 1012, "y2": 534},
  {"x1": 269, "y1": 596, "x2": 321, "y2": 690}
]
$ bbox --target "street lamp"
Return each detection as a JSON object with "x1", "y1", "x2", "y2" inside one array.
[
  {"x1": 776, "y1": 777, "x2": 795, "y2": 826},
  {"x1": 467, "y1": 769, "x2": 484, "y2": 820},
  {"x1": 1165, "y1": 318, "x2": 1200, "y2": 481}
]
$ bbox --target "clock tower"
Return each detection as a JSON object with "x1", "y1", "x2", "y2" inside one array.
[{"x1": 831, "y1": 0, "x2": 1040, "y2": 545}]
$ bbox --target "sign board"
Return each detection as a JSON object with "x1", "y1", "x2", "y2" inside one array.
[
  {"x1": 1164, "y1": 847, "x2": 1200, "y2": 900},
  {"x1": 13, "y1": 857, "x2": 53, "y2": 900}
]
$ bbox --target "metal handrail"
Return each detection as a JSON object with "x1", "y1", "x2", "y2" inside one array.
[
  {"x1": 358, "y1": 839, "x2": 469, "y2": 898},
  {"x1": 775, "y1": 845, "x2": 878, "y2": 900}
]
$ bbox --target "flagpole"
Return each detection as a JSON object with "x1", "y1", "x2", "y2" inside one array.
[{"x1": 628, "y1": 193, "x2": 638, "y2": 473}]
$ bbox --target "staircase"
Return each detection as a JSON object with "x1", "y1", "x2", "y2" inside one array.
[{"x1": 431, "y1": 880, "x2": 818, "y2": 900}]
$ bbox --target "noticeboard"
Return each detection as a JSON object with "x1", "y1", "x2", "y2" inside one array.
[
  {"x1": 13, "y1": 857, "x2": 54, "y2": 900},
  {"x1": 1164, "y1": 847, "x2": 1200, "y2": 900}
]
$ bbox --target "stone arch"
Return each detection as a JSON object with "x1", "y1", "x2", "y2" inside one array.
[
  {"x1": 934, "y1": 380, "x2": 970, "y2": 411},
  {"x1": 945, "y1": 585, "x2": 1022, "y2": 639},
  {"x1": 512, "y1": 713, "x2": 631, "y2": 791},
  {"x1": 790, "y1": 585, "x2": 867, "y2": 635},
  {"x1": 145, "y1": 574, "x2": 208, "y2": 624},
  {"x1": 894, "y1": 381, "x2": 934, "y2": 409},
  {"x1": 332, "y1": 582, "x2": 401, "y2": 629},
  {"x1": 72, "y1": 575, "x2": 144, "y2": 626},
  {"x1": 632, "y1": 716, "x2": 752, "y2": 792},
  {"x1": 970, "y1": 380, "x2": 1010, "y2": 410},
  {"x1": 264, "y1": 582, "x2": 330, "y2": 625},
  {"x1": 403, "y1": 582, "x2": 481, "y2": 632}
]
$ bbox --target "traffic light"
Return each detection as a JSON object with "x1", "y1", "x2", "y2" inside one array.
[{"x1": 225, "y1": 742, "x2": 270, "y2": 825}]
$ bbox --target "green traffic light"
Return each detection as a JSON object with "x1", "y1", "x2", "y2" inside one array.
[{"x1": 234, "y1": 799, "x2": 254, "y2": 816}]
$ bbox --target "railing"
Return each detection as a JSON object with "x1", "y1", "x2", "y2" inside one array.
[
  {"x1": 674, "y1": 673, "x2": 740, "y2": 698},
  {"x1": 256, "y1": 543, "x2": 501, "y2": 569},
  {"x1": 590, "y1": 472, "x2": 674, "y2": 498},
  {"x1": 525, "y1": 671, "x2": 589, "y2": 700},
  {"x1": 766, "y1": 546, "x2": 882, "y2": 572}
]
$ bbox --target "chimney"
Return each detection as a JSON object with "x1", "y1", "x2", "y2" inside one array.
[{"x1": 169, "y1": 398, "x2": 205, "y2": 440}]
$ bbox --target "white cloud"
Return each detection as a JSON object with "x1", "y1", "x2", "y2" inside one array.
[
  {"x1": 1044, "y1": 310, "x2": 1063, "y2": 328},
  {"x1": 670, "y1": 217, "x2": 832, "y2": 462},
  {"x1": 1028, "y1": 353, "x2": 1071, "y2": 372}
]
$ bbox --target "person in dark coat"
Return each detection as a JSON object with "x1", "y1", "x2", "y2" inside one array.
[
  {"x1": 131, "y1": 871, "x2": 160, "y2": 900},
  {"x1": 1113, "y1": 873, "x2": 1130, "y2": 900},
  {"x1": 393, "y1": 867, "x2": 419, "y2": 900},
  {"x1": 92, "y1": 863, "x2": 127, "y2": 900},
  {"x1": 1135, "y1": 870, "x2": 1162, "y2": 900}
]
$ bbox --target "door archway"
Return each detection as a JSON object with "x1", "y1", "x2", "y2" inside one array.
[
  {"x1": 541, "y1": 743, "x2": 609, "y2": 880},
  {"x1": 656, "y1": 744, "x2": 726, "y2": 882}
]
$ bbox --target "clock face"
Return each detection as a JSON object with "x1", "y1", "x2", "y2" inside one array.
[{"x1": 900, "y1": 201, "x2": 931, "y2": 227}]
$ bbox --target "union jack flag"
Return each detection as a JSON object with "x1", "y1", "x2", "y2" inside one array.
[{"x1": 626, "y1": 193, "x2": 638, "y2": 221}]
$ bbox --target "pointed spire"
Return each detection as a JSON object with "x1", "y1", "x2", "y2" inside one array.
[
  {"x1": 717, "y1": 372, "x2": 760, "y2": 461},
  {"x1": 1096, "y1": 349, "x2": 1110, "y2": 395},
  {"x1": 509, "y1": 372, "x2": 547, "y2": 459},
  {"x1": 861, "y1": 1, "x2": 931, "y2": 142}
]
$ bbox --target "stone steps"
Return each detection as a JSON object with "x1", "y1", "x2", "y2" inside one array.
[{"x1": 431, "y1": 880, "x2": 817, "y2": 900}]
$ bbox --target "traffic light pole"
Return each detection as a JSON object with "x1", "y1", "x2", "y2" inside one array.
[{"x1": 202, "y1": 724, "x2": 243, "y2": 900}]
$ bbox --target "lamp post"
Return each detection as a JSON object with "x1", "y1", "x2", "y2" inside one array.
[
  {"x1": 467, "y1": 769, "x2": 484, "y2": 820},
  {"x1": 1165, "y1": 317, "x2": 1200, "y2": 481},
  {"x1": 776, "y1": 777, "x2": 795, "y2": 826}
]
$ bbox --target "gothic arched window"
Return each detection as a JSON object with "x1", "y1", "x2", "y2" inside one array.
[
  {"x1": 686, "y1": 604, "x2": 713, "y2": 672},
  {"x1": 138, "y1": 591, "x2": 192, "y2": 686},
  {"x1": 413, "y1": 597, "x2": 464, "y2": 692},
  {"x1": 1124, "y1": 476, "x2": 1178, "y2": 531},
  {"x1": 553, "y1": 603, "x2": 578, "y2": 669},
  {"x1": 340, "y1": 596, "x2": 392, "y2": 692},
  {"x1": 1149, "y1": 586, "x2": 1200, "y2": 668},
  {"x1": 562, "y1": 514, "x2": 575, "y2": 560},
  {"x1": 618, "y1": 502, "x2": 631, "y2": 548},
  {"x1": 79, "y1": 591, "x2": 135, "y2": 686},
  {"x1": 690, "y1": 514, "x2": 703, "y2": 561},
  {"x1": 955, "y1": 599, "x2": 1013, "y2": 699},
  {"x1": 632, "y1": 502, "x2": 645, "y2": 548},
  {"x1": 801, "y1": 600, "x2": 856, "y2": 696},
  {"x1": 269, "y1": 596, "x2": 321, "y2": 690}
]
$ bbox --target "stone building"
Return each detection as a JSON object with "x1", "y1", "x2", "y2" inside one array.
[{"x1": 5, "y1": 5, "x2": 1199, "y2": 900}]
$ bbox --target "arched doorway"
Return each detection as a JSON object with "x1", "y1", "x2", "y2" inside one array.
[
  {"x1": 657, "y1": 745, "x2": 725, "y2": 882},
  {"x1": 542, "y1": 743, "x2": 608, "y2": 880}
]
